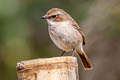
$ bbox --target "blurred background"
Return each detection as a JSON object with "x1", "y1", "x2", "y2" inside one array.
[{"x1": 0, "y1": 0, "x2": 120, "y2": 80}]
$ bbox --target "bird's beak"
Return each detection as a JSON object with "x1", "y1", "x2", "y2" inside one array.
[{"x1": 41, "y1": 15, "x2": 48, "y2": 19}]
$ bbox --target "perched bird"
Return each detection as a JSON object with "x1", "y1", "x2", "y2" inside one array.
[{"x1": 41, "y1": 8, "x2": 92, "y2": 70}]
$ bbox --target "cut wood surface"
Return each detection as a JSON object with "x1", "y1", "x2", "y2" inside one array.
[{"x1": 17, "y1": 56, "x2": 79, "y2": 80}]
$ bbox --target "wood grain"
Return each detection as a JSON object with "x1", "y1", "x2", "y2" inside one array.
[{"x1": 17, "y1": 56, "x2": 79, "y2": 80}]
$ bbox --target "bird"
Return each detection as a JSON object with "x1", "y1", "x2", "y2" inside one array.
[{"x1": 41, "y1": 8, "x2": 92, "y2": 70}]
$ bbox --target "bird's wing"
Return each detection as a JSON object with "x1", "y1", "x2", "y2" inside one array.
[{"x1": 72, "y1": 21, "x2": 86, "y2": 45}]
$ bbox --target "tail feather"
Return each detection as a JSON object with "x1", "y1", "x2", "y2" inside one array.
[{"x1": 76, "y1": 49, "x2": 92, "y2": 70}]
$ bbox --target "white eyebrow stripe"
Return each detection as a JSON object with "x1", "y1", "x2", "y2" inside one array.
[{"x1": 56, "y1": 11, "x2": 63, "y2": 15}]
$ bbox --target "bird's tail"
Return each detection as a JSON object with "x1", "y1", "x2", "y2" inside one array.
[{"x1": 76, "y1": 47, "x2": 93, "y2": 70}]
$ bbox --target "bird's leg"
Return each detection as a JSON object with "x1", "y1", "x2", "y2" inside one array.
[
  {"x1": 72, "y1": 48, "x2": 76, "y2": 56},
  {"x1": 60, "y1": 51, "x2": 66, "y2": 56}
]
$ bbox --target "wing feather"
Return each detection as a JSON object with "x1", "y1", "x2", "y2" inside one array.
[{"x1": 72, "y1": 22, "x2": 86, "y2": 45}]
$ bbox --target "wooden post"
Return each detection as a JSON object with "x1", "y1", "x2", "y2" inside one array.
[{"x1": 17, "y1": 56, "x2": 79, "y2": 80}]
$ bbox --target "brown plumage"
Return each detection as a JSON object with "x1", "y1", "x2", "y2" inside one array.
[
  {"x1": 76, "y1": 48, "x2": 92, "y2": 70},
  {"x1": 42, "y1": 8, "x2": 92, "y2": 70}
]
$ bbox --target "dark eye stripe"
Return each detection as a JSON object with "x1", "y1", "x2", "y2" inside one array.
[{"x1": 51, "y1": 15, "x2": 56, "y2": 18}]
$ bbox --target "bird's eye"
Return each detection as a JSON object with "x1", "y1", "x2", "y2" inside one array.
[{"x1": 51, "y1": 15, "x2": 57, "y2": 18}]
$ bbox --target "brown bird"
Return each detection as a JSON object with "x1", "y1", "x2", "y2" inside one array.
[{"x1": 41, "y1": 8, "x2": 92, "y2": 70}]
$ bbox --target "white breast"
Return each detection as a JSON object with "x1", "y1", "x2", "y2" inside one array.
[
  {"x1": 47, "y1": 20, "x2": 82, "y2": 51},
  {"x1": 48, "y1": 21, "x2": 74, "y2": 36}
]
